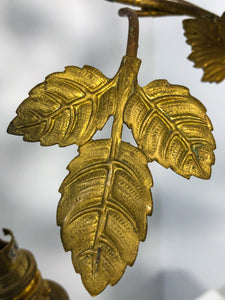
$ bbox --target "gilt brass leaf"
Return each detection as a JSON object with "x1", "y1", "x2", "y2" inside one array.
[
  {"x1": 124, "y1": 80, "x2": 215, "y2": 179},
  {"x1": 7, "y1": 65, "x2": 115, "y2": 146},
  {"x1": 183, "y1": 13, "x2": 225, "y2": 83},
  {"x1": 57, "y1": 139, "x2": 153, "y2": 296}
]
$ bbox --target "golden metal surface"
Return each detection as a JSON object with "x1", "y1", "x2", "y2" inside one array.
[
  {"x1": 124, "y1": 80, "x2": 215, "y2": 179},
  {"x1": 7, "y1": 7, "x2": 216, "y2": 296},
  {"x1": 106, "y1": 0, "x2": 217, "y2": 18},
  {"x1": 57, "y1": 139, "x2": 153, "y2": 295},
  {"x1": 7, "y1": 53, "x2": 216, "y2": 294},
  {"x1": 7, "y1": 65, "x2": 114, "y2": 147},
  {"x1": 0, "y1": 229, "x2": 69, "y2": 300},
  {"x1": 183, "y1": 13, "x2": 225, "y2": 83}
]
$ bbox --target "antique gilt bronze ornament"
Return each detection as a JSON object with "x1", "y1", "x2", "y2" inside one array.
[
  {"x1": 7, "y1": 0, "x2": 224, "y2": 296},
  {"x1": 0, "y1": 229, "x2": 69, "y2": 300}
]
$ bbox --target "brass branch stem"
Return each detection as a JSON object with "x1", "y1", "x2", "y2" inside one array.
[
  {"x1": 108, "y1": 9, "x2": 140, "y2": 160},
  {"x1": 119, "y1": 8, "x2": 139, "y2": 57},
  {"x1": 108, "y1": 0, "x2": 218, "y2": 18}
]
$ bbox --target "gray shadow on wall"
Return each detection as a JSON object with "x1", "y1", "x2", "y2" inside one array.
[
  {"x1": 4, "y1": 0, "x2": 49, "y2": 37},
  {"x1": 107, "y1": 268, "x2": 164, "y2": 300},
  {"x1": 162, "y1": 270, "x2": 205, "y2": 300},
  {"x1": 108, "y1": 269, "x2": 204, "y2": 300},
  {"x1": 219, "y1": 285, "x2": 225, "y2": 297}
]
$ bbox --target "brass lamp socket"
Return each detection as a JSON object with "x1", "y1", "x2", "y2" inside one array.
[{"x1": 0, "y1": 228, "x2": 69, "y2": 300}]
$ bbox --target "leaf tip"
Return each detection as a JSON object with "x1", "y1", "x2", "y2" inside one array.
[
  {"x1": 81, "y1": 277, "x2": 108, "y2": 297},
  {"x1": 71, "y1": 251, "x2": 110, "y2": 296},
  {"x1": 7, "y1": 120, "x2": 15, "y2": 135}
]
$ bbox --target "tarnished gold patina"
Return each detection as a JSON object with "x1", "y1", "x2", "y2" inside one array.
[
  {"x1": 0, "y1": 229, "x2": 69, "y2": 300},
  {"x1": 108, "y1": 0, "x2": 225, "y2": 83},
  {"x1": 7, "y1": 4, "x2": 219, "y2": 296},
  {"x1": 106, "y1": 0, "x2": 218, "y2": 18},
  {"x1": 184, "y1": 13, "x2": 225, "y2": 83}
]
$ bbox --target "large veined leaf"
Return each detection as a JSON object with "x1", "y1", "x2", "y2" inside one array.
[
  {"x1": 57, "y1": 139, "x2": 153, "y2": 296},
  {"x1": 124, "y1": 80, "x2": 215, "y2": 179},
  {"x1": 7, "y1": 65, "x2": 116, "y2": 146},
  {"x1": 183, "y1": 13, "x2": 225, "y2": 83}
]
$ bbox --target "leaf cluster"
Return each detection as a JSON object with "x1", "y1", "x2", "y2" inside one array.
[
  {"x1": 7, "y1": 53, "x2": 215, "y2": 295},
  {"x1": 7, "y1": 0, "x2": 225, "y2": 296}
]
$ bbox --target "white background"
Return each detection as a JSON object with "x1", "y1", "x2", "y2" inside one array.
[{"x1": 1, "y1": 1, "x2": 225, "y2": 299}]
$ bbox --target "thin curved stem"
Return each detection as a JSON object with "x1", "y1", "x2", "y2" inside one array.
[{"x1": 119, "y1": 8, "x2": 139, "y2": 57}]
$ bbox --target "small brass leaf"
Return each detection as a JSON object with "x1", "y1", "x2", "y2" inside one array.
[
  {"x1": 124, "y1": 80, "x2": 215, "y2": 179},
  {"x1": 57, "y1": 139, "x2": 153, "y2": 296},
  {"x1": 7, "y1": 65, "x2": 115, "y2": 146},
  {"x1": 183, "y1": 13, "x2": 225, "y2": 83}
]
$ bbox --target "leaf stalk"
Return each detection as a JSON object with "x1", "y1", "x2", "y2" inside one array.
[
  {"x1": 109, "y1": 9, "x2": 140, "y2": 160},
  {"x1": 119, "y1": 8, "x2": 139, "y2": 57}
]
